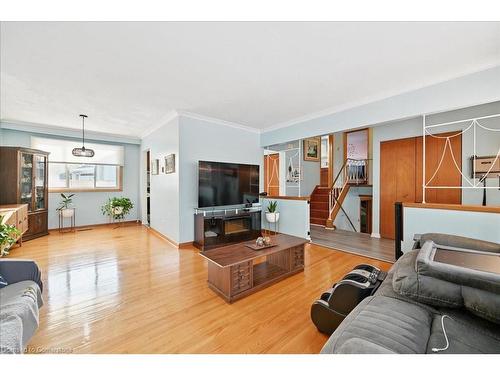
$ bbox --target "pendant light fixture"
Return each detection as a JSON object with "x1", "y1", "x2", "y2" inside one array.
[{"x1": 72, "y1": 114, "x2": 95, "y2": 157}]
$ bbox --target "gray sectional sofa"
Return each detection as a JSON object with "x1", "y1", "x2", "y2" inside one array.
[
  {"x1": 0, "y1": 259, "x2": 43, "y2": 354},
  {"x1": 321, "y1": 233, "x2": 500, "y2": 354}
]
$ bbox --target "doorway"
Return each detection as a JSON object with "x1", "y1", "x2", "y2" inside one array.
[
  {"x1": 264, "y1": 153, "x2": 280, "y2": 196},
  {"x1": 359, "y1": 195, "x2": 372, "y2": 234},
  {"x1": 146, "y1": 150, "x2": 151, "y2": 226}
]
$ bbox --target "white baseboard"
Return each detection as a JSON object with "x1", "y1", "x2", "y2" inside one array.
[{"x1": 370, "y1": 232, "x2": 381, "y2": 238}]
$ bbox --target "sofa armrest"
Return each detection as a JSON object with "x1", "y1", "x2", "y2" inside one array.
[
  {"x1": 416, "y1": 233, "x2": 500, "y2": 253},
  {"x1": 0, "y1": 259, "x2": 43, "y2": 292}
]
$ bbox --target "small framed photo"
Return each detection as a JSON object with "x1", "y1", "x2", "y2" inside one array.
[
  {"x1": 165, "y1": 154, "x2": 176, "y2": 174},
  {"x1": 151, "y1": 159, "x2": 159, "y2": 175},
  {"x1": 303, "y1": 137, "x2": 321, "y2": 162}
]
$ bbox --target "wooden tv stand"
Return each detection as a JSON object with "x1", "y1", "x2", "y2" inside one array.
[{"x1": 200, "y1": 233, "x2": 308, "y2": 303}]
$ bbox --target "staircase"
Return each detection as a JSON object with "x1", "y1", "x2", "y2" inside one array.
[
  {"x1": 325, "y1": 159, "x2": 370, "y2": 229},
  {"x1": 309, "y1": 186, "x2": 330, "y2": 226}
]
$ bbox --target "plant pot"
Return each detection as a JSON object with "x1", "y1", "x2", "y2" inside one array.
[
  {"x1": 265, "y1": 212, "x2": 280, "y2": 223},
  {"x1": 112, "y1": 206, "x2": 124, "y2": 215},
  {"x1": 61, "y1": 208, "x2": 75, "y2": 218}
]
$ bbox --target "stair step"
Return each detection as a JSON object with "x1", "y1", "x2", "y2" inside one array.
[
  {"x1": 310, "y1": 217, "x2": 326, "y2": 226},
  {"x1": 310, "y1": 201, "x2": 328, "y2": 210},
  {"x1": 310, "y1": 209, "x2": 329, "y2": 218},
  {"x1": 310, "y1": 195, "x2": 329, "y2": 202}
]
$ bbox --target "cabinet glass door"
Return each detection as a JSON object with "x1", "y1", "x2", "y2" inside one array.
[
  {"x1": 20, "y1": 153, "x2": 33, "y2": 211},
  {"x1": 34, "y1": 155, "x2": 47, "y2": 210}
]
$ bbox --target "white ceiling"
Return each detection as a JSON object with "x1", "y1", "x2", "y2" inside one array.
[{"x1": 1, "y1": 21, "x2": 500, "y2": 137}]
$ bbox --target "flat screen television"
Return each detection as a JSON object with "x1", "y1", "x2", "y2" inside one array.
[{"x1": 198, "y1": 161, "x2": 260, "y2": 208}]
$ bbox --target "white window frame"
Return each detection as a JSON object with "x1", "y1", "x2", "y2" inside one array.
[{"x1": 48, "y1": 162, "x2": 123, "y2": 193}]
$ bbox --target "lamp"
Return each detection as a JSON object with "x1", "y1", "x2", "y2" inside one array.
[{"x1": 72, "y1": 114, "x2": 95, "y2": 157}]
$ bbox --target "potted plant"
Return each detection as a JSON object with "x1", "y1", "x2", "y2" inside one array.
[
  {"x1": 265, "y1": 200, "x2": 280, "y2": 223},
  {"x1": 101, "y1": 197, "x2": 134, "y2": 221},
  {"x1": 0, "y1": 215, "x2": 21, "y2": 256},
  {"x1": 56, "y1": 193, "x2": 75, "y2": 218}
]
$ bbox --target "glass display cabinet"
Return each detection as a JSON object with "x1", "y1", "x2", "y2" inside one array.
[{"x1": 0, "y1": 147, "x2": 50, "y2": 240}]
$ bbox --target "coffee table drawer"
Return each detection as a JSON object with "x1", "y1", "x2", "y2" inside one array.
[
  {"x1": 231, "y1": 261, "x2": 252, "y2": 294},
  {"x1": 291, "y1": 246, "x2": 304, "y2": 269}
]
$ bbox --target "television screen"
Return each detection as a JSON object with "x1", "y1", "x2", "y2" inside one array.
[{"x1": 198, "y1": 161, "x2": 260, "y2": 208}]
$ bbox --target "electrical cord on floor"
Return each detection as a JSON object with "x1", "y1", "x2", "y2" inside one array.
[{"x1": 432, "y1": 315, "x2": 453, "y2": 353}]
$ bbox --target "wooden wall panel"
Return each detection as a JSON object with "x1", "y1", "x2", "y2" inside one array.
[
  {"x1": 320, "y1": 168, "x2": 328, "y2": 186},
  {"x1": 264, "y1": 154, "x2": 280, "y2": 196},
  {"x1": 416, "y1": 132, "x2": 462, "y2": 204},
  {"x1": 381, "y1": 132, "x2": 462, "y2": 239},
  {"x1": 380, "y1": 140, "x2": 398, "y2": 239}
]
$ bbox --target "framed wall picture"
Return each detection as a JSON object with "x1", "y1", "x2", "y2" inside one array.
[
  {"x1": 303, "y1": 137, "x2": 321, "y2": 162},
  {"x1": 165, "y1": 154, "x2": 176, "y2": 174},
  {"x1": 151, "y1": 159, "x2": 159, "y2": 175}
]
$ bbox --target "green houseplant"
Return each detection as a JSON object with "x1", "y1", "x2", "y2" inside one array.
[
  {"x1": 101, "y1": 197, "x2": 134, "y2": 221},
  {"x1": 56, "y1": 193, "x2": 75, "y2": 218},
  {"x1": 0, "y1": 215, "x2": 21, "y2": 256},
  {"x1": 265, "y1": 200, "x2": 280, "y2": 223}
]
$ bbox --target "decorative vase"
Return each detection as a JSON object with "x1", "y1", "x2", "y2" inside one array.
[
  {"x1": 61, "y1": 208, "x2": 74, "y2": 218},
  {"x1": 265, "y1": 212, "x2": 280, "y2": 223}
]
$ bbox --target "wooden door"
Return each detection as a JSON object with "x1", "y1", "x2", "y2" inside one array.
[
  {"x1": 264, "y1": 154, "x2": 280, "y2": 196},
  {"x1": 381, "y1": 138, "x2": 416, "y2": 239},
  {"x1": 380, "y1": 140, "x2": 399, "y2": 239}
]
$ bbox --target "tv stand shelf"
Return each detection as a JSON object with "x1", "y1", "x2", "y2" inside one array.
[{"x1": 194, "y1": 207, "x2": 262, "y2": 251}]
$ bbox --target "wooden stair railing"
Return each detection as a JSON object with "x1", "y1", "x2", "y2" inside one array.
[{"x1": 325, "y1": 159, "x2": 370, "y2": 229}]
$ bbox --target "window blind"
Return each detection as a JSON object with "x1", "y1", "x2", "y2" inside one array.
[{"x1": 31, "y1": 137, "x2": 124, "y2": 166}]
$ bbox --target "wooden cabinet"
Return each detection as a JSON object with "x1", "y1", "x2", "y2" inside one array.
[
  {"x1": 0, "y1": 204, "x2": 29, "y2": 254},
  {"x1": 0, "y1": 147, "x2": 49, "y2": 241}
]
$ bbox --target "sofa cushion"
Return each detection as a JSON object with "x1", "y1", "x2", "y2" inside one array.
[
  {"x1": 320, "y1": 295, "x2": 500, "y2": 354},
  {"x1": 392, "y1": 241, "x2": 500, "y2": 323},
  {"x1": 0, "y1": 314, "x2": 23, "y2": 354},
  {"x1": 0, "y1": 280, "x2": 43, "y2": 353},
  {"x1": 419, "y1": 233, "x2": 500, "y2": 253},
  {"x1": 426, "y1": 311, "x2": 500, "y2": 354},
  {"x1": 0, "y1": 273, "x2": 8, "y2": 288},
  {"x1": 321, "y1": 295, "x2": 433, "y2": 354}
]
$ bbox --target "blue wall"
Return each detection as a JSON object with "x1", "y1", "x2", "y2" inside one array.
[
  {"x1": 260, "y1": 65, "x2": 500, "y2": 147},
  {"x1": 140, "y1": 117, "x2": 180, "y2": 243},
  {"x1": 178, "y1": 115, "x2": 262, "y2": 243}
]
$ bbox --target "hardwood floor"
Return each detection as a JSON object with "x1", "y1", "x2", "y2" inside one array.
[
  {"x1": 310, "y1": 226, "x2": 395, "y2": 263},
  {"x1": 7, "y1": 224, "x2": 391, "y2": 354}
]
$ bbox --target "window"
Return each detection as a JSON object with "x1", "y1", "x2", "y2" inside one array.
[
  {"x1": 31, "y1": 137, "x2": 124, "y2": 192},
  {"x1": 321, "y1": 136, "x2": 329, "y2": 168},
  {"x1": 48, "y1": 163, "x2": 122, "y2": 191},
  {"x1": 345, "y1": 129, "x2": 369, "y2": 161}
]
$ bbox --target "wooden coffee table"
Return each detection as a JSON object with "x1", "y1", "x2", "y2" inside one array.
[{"x1": 200, "y1": 233, "x2": 308, "y2": 303}]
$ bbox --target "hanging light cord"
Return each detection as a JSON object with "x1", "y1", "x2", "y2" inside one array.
[
  {"x1": 81, "y1": 115, "x2": 86, "y2": 148},
  {"x1": 432, "y1": 315, "x2": 453, "y2": 353}
]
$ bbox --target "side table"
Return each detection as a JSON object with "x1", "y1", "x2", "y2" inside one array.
[{"x1": 58, "y1": 208, "x2": 76, "y2": 233}]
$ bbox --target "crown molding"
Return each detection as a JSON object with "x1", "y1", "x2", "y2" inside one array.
[
  {"x1": 0, "y1": 119, "x2": 141, "y2": 144},
  {"x1": 177, "y1": 110, "x2": 261, "y2": 134},
  {"x1": 140, "y1": 110, "x2": 179, "y2": 138}
]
